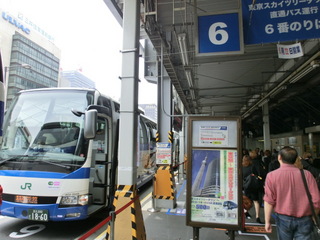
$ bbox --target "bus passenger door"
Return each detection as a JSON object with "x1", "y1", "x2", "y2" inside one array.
[{"x1": 89, "y1": 117, "x2": 110, "y2": 206}]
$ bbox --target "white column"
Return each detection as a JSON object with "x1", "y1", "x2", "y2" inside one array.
[
  {"x1": 262, "y1": 103, "x2": 271, "y2": 151},
  {"x1": 118, "y1": 0, "x2": 140, "y2": 185},
  {"x1": 158, "y1": 43, "x2": 172, "y2": 143}
]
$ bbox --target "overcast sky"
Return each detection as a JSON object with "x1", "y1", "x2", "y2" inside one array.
[{"x1": 0, "y1": 0, "x2": 157, "y2": 104}]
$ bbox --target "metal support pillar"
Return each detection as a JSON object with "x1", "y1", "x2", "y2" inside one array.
[
  {"x1": 228, "y1": 230, "x2": 235, "y2": 240},
  {"x1": 193, "y1": 227, "x2": 200, "y2": 239},
  {"x1": 262, "y1": 103, "x2": 271, "y2": 151},
  {"x1": 158, "y1": 50, "x2": 172, "y2": 141},
  {"x1": 178, "y1": 107, "x2": 185, "y2": 183},
  {"x1": 118, "y1": 0, "x2": 139, "y2": 188},
  {"x1": 308, "y1": 132, "x2": 314, "y2": 157},
  {"x1": 154, "y1": 43, "x2": 176, "y2": 209},
  {"x1": 106, "y1": 1, "x2": 146, "y2": 239}
]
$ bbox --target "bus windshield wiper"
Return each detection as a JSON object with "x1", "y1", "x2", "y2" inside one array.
[
  {"x1": 0, "y1": 155, "x2": 30, "y2": 165},
  {"x1": 31, "y1": 158, "x2": 82, "y2": 170}
]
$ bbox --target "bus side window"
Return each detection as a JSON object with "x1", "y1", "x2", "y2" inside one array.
[{"x1": 92, "y1": 118, "x2": 108, "y2": 161}]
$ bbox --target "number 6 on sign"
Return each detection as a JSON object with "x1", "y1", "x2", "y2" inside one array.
[
  {"x1": 197, "y1": 12, "x2": 243, "y2": 55},
  {"x1": 209, "y1": 22, "x2": 228, "y2": 45}
]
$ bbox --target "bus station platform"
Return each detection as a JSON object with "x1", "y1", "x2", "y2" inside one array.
[{"x1": 82, "y1": 175, "x2": 278, "y2": 240}]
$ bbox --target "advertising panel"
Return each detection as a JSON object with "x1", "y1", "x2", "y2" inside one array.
[
  {"x1": 191, "y1": 149, "x2": 238, "y2": 224},
  {"x1": 186, "y1": 117, "x2": 242, "y2": 230}
]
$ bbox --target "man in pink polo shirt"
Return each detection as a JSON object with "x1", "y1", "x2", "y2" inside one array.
[{"x1": 264, "y1": 146, "x2": 320, "y2": 240}]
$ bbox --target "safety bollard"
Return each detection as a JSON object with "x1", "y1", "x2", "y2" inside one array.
[
  {"x1": 147, "y1": 192, "x2": 160, "y2": 213},
  {"x1": 147, "y1": 176, "x2": 159, "y2": 213},
  {"x1": 109, "y1": 211, "x2": 116, "y2": 240}
]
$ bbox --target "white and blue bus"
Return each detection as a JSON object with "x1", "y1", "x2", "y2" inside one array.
[{"x1": 0, "y1": 88, "x2": 156, "y2": 221}]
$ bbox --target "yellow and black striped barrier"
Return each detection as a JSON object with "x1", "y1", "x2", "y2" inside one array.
[
  {"x1": 106, "y1": 184, "x2": 146, "y2": 240},
  {"x1": 153, "y1": 166, "x2": 175, "y2": 200}
]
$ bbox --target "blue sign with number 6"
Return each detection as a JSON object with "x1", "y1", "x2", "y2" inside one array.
[{"x1": 198, "y1": 12, "x2": 242, "y2": 54}]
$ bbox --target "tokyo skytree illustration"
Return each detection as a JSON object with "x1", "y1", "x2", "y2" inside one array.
[{"x1": 192, "y1": 154, "x2": 220, "y2": 197}]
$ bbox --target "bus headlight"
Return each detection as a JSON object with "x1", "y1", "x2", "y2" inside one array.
[
  {"x1": 61, "y1": 195, "x2": 78, "y2": 205},
  {"x1": 60, "y1": 194, "x2": 89, "y2": 206}
]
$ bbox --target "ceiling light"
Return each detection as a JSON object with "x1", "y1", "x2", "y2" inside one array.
[
  {"x1": 190, "y1": 89, "x2": 195, "y2": 100},
  {"x1": 270, "y1": 86, "x2": 287, "y2": 98},
  {"x1": 311, "y1": 60, "x2": 320, "y2": 68},
  {"x1": 177, "y1": 33, "x2": 189, "y2": 66},
  {"x1": 289, "y1": 60, "x2": 319, "y2": 84},
  {"x1": 258, "y1": 98, "x2": 269, "y2": 107},
  {"x1": 185, "y1": 70, "x2": 193, "y2": 88}
]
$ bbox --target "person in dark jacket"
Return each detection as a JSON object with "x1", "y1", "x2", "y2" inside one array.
[
  {"x1": 262, "y1": 149, "x2": 272, "y2": 174},
  {"x1": 243, "y1": 152, "x2": 265, "y2": 224},
  {"x1": 268, "y1": 158, "x2": 280, "y2": 172},
  {"x1": 300, "y1": 152, "x2": 320, "y2": 190}
]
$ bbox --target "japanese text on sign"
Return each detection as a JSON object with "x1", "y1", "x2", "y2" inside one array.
[
  {"x1": 156, "y1": 142, "x2": 172, "y2": 164},
  {"x1": 199, "y1": 126, "x2": 228, "y2": 147},
  {"x1": 242, "y1": 0, "x2": 320, "y2": 44}
]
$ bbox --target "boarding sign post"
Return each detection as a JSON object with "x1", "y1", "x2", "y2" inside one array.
[
  {"x1": 186, "y1": 117, "x2": 242, "y2": 237},
  {"x1": 156, "y1": 142, "x2": 172, "y2": 165}
]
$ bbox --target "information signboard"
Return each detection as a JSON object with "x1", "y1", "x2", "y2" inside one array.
[
  {"x1": 242, "y1": 0, "x2": 320, "y2": 44},
  {"x1": 156, "y1": 142, "x2": 172, "y2": 164},
  {"x1": 186, "y1": 117, "x2": 242, "y2": 230}
]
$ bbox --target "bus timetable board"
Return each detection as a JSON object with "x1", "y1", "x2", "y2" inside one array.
[{"x1": 186, "y1": 117, "x2": 242, "y2": 230}]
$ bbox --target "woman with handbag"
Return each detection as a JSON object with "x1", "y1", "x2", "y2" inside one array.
[{"x1": 242, "y1": 154, "x2": 263, "y2": 223}]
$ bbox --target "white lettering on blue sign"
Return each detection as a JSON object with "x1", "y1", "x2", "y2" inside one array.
[
  {"x1": 242, "y1": 0, "x2": 320, "y2": 44},
  {"x1": 198, "y1": 12, "x2": 242, "y2": 54},
  {"x1": 209, "y1": 22, "x2": 229, "y2": 45},
  {"x1": 2, "y1": 12, "x2": 30, "y2": 34},
  {"x1": 265, "y1": 19, "x2": 320, "y2": 35}
]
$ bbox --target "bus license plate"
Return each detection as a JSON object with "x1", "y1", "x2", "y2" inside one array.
[{"x1": 28, "y1": 209, "x2": 49, "y2": 222}]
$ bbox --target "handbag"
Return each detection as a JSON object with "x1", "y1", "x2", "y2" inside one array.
[
  {"x1": 300, "y1": 169, "x2": 320, "y2": 239},
  {"x1": 242, "y1": 195, "x2": 253, "y2": 211},
  {"x1": 243, "y1": 166, "x2": 263, "y2": 192}
]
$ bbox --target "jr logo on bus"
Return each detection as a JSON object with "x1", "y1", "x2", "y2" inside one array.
[{"x1": 20, "y1": 183, "x2": 32, "y2": 190}]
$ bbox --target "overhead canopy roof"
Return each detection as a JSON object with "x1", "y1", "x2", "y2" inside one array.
[{"x1": 105, "y1": 0, "x2": 320, "y2": 137}]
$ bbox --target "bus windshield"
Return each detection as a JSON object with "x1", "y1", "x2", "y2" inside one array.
[{"x1": 0, "y1": 90, "x2": 93, "y2": 173}]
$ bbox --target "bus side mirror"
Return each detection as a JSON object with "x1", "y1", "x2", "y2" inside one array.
[{"x1": 84, "y1": 109, "x2": 97, "y2": 139}]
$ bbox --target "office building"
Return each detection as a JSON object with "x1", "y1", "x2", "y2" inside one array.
[
  {"x1": 0, "y1": 9, "x2": 61, "y2": 108},
  {"x1": 60, "y1": 70, "x2": 96, "y2": 89},
  {"x1": 139, "y1": 104, "x2": 157, "y2": 121}
]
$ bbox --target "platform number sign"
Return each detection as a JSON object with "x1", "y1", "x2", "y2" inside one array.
[{"x1": 197, "y1": 12, "x2": 243, "y2": 55}]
